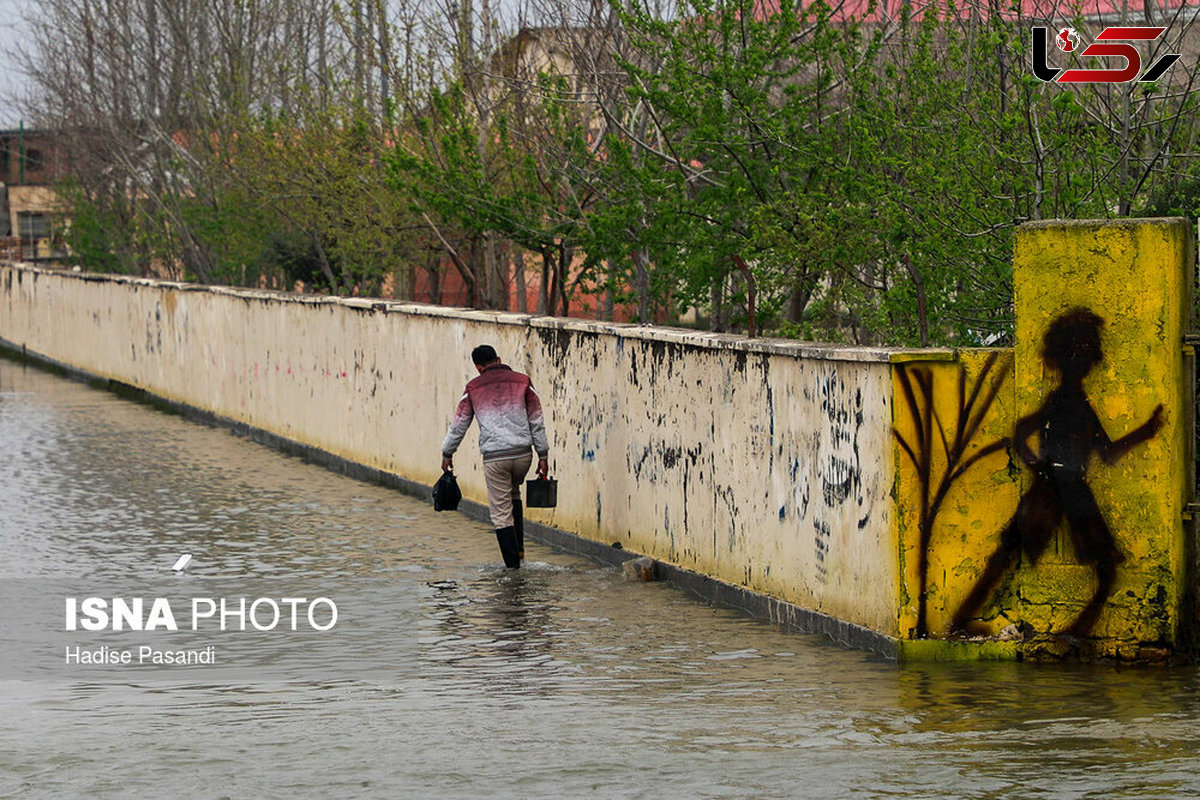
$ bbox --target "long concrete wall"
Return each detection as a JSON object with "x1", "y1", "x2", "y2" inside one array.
[{"x1": 0, "y1": 266, "x2": 903, "y2": 638}]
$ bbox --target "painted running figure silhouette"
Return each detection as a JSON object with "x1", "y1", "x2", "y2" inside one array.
[{"x1": 950, "y1": 308, "x2": 1163, "y2": 637}]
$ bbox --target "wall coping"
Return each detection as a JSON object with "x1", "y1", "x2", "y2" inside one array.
[
  {"x1": 3, "y1": 263, "x2": 962, "y2": 364},
  {"x1": 1018, "y1": 216, "x2": 1191, "y2": 232}
]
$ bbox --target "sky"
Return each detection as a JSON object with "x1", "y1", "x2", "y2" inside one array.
[{"x1": 0, "y1": 0, "x2": 29, "y2": 128}]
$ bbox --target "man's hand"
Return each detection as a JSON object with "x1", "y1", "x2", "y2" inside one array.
[
  {"x1": 536, "y1": 457, "x2": 549, "y2": 479},
  {"x1": 441, "y1": 457, "x2": 453, "y2": 473}
]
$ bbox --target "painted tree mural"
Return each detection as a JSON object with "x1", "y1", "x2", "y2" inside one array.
[{"x1": 893, "y1": 351, "x2": 1012, "y2": 638}]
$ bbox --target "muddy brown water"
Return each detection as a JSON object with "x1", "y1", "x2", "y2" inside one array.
[{"x1": 2, "y1": 358, "x2": 1199, "y2": 799}]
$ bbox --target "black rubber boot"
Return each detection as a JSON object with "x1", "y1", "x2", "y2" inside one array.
[
  {"x1": 513, "y1": 499, "x2": 525, "y2": 563},
  {"x1": 495, "y1": 526, "x2": 521, "y2": 569}
]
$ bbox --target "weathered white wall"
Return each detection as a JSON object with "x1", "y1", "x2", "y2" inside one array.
[{"x1": 0, "y1": 266, "x2": 900, "y2": 635}]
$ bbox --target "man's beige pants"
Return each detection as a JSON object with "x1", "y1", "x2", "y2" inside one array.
[{"x1": 483, "y1": 452, "x2": 532, "y2": 528}]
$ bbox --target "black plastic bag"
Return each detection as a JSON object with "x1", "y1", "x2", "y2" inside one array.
[{"x1": 432, "y1": 471, "x2": 462, "y2": 512}]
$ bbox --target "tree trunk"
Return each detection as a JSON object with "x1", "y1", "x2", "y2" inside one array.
[
  {"x1": 732, "y1": 254, "x2": 757, "y2": 337},
  {"x1": 710, "y1": 277, "x2": 726, "y2": 332},
  {"x1": 557, "y1": 242, "x2": 572, "y2": 316},
  {"x1": 312, "y1": 232, "x2": 338, "y2": 293},
  {"x1": 539, "y1": 247, "x2": 552, "y2": 315},
  {"x1": 633, "y1": 247, "x2": 651, "y2": 322},
  {"x1": 515, "y1": 251, "x2": 527, "y2": 313},
  {"x1": 902, "y1": 253, "x2": 930, "y2": 347}
]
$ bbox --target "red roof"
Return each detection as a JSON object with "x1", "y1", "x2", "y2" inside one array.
[{"x1": 750, "y1": 0, "x2": 1194, "y2": 24}]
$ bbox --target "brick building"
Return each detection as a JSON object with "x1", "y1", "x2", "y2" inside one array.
[{"x1": 0, "y1": 127, "x2": 68, "y2": 261}]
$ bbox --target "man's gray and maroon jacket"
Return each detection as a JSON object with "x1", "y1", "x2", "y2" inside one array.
[{"x1": 441, "y1": 363, "x2": 550, "y2": 463}]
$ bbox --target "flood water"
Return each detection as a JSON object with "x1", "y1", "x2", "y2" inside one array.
[{"x1": 2, "y1": 357, "x2": 1200, "y2": 799}]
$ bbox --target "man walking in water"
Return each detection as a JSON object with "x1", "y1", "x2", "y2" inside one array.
[
  {"x1": 951, "y1": 308, "x2": 1162, "y2": 637},
  {"x1": 441, "y1": 345, "x2": 550, "y2": 568}
]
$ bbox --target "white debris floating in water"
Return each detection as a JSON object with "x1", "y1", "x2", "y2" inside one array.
[{"x1": 171, "y1": 554, "x2": 192, "y2": 572}]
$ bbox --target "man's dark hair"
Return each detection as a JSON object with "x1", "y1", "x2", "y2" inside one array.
[{"x1": 472, "y1": 345, "x2": 499, "y2": 366}]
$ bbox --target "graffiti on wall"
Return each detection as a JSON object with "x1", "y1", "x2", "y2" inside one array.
[
  {"x1": 894, "y1": 351, "x2": 1013, "y2": 638},
  {"x1": 949, "y1": 308, "x2": 1162, "y2": 637},
  {"x1": 811, "y1": 370, "x2": 868, "y2": 583},
  {"x1": 816, "y1": 371, "x2": 865, "y2": 510}
]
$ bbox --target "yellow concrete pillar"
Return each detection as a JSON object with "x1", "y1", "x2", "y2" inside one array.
[{"x1": 1010, "y1": 219, "x2": 1194, "y2": 657}]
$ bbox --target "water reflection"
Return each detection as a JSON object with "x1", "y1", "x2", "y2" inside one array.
[{"x1": 2, "y1": 356, "x2": 1200, "y2": 799}]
